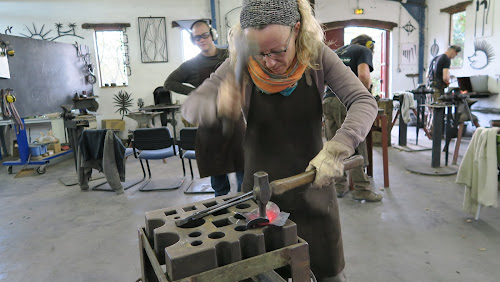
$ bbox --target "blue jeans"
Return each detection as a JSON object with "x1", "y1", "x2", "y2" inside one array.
[{"x1": 211, "y1": 171, "x2": 244, "y2": 196}]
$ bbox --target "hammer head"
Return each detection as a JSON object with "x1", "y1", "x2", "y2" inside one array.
[{"x1": 253, "y1": 171, "x2": 271, "y2": 205}]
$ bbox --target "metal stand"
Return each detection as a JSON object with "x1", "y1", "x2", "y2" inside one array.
[
  {"x1": 406, "y1": 104, "x2": 458, "y2": 176},
  {"x1": 138, "y1": 227, "x2": 310, "y2": 282}
]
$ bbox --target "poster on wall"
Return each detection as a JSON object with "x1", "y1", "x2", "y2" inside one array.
[
  {"x1": 138, "y1": 17, "x2": 168, "y2": 63},
  {"x1": 400, "y1": 43, "x2": 417, "y2": 65},
  {"x1": 474, "y1": 0, "x2": 495, "y2": 38},
  {"x1": 0, "y1": 56, "x2": 10, "y2": 79}
]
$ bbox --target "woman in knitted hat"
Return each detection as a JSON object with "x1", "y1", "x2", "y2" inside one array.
[{"x1": 182, "y1": 0, "x2": 377, "y2": 281}]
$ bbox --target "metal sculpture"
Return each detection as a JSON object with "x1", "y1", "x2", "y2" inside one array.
[
  {"x1": 138, "y1": 17, "x2": 168, "y2": 63},
  {"x1": 430, "y1": 39, "x2": 439, "y2": 57},
  {"x1": 51, "y1": 23, "x2": 84, "y2": 41},
  {"x1": 402, "y1": 20, "x2": 416, "y2": 36},
  {"x1": 468, "y1": 40, "x2": 495, "y2": 69},
  {"x1": 20, "y1": 23, "x2": 52, "y2": 40}
]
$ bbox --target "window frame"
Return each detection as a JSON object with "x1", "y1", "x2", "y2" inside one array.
[{"x1": 448, "y1": 10, "x2": 466, "y2": 68}]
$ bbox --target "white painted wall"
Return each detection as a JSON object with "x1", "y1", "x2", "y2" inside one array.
[
  {"x1": 427, "y1": 0, "x2": 500, "y2": 111},
  {"x1": 1, "y1": 0, "x2": 419, "y2": 136},
  {"x1": 0, "y1": 0, "x2": 212, "y2": 137}
]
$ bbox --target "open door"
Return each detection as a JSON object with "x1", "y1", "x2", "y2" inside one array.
[
  {"x1": 324, "y1": 28, "x2": 344, "y2": 51},
  {"x1": 380, "y1": 30, "x2": 390, "y2": 98}
]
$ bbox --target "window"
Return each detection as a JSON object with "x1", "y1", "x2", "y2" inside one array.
[
  {"x1": 181, "y1": 29, "x2": 200, "y2": 62},
  {"x1": 450, "y1": 11, "x2": 466, "y2": 68},
  {"x1": 95, "y1": 30, "x2": 129, "y2": 87}
]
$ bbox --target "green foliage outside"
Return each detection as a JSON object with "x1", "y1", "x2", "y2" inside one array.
[{"x1": 451, "y1": 11, "x2": 466, "y2": 68}]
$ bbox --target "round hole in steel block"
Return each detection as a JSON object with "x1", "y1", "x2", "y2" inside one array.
[
  {"x1": 191, "y1": 240, "x2": 203, "y2": 246},
  {"x1": 234, "y1": 213, "x2": 245, "y2": 220},
  {"x1": 234, "y1": 225, "x2": 247, "y2": 232},
  {"x1": 178, "y1": 218, "x2": 205, "y2": 228},
  {"x1": 189, "y1": 231, "x2": 202, "y2": 238},
  {"x1": 157, "y1": 232, "x2": 181, "y2": 248},
  {"x1": 236, "y1": 203, "x2": 251, "y2": 209},
  {"x1": 208, "y1": 232, "x2": 225, "y2": 239}
]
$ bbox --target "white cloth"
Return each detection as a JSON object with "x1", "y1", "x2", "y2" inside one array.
[
  {"x1": 456, "y1": 127, "x2": 499, "y2": 214},
  {"x1": 394, "y1": 91, "x2": 415, "y2": 124}
]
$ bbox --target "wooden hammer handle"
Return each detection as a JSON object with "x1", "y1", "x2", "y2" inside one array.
[{"x1": 272, "y1": 155, "x2": 365, "y2": 195}]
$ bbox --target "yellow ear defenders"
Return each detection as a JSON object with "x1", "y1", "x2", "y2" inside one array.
[
  {"x1": 366, "y1": 40, "x2": 375, "y2": 49},
  {"x1": 6, "y1": 93, "x2": 16, "y2": 103},
  {"x1": 190, "y1": 20, "x2": 218, "y2": 44}
]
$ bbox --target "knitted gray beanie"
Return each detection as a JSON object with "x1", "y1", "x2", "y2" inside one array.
[{"x1": 240, "y1": 0, "x2": 301, "y2": 29}]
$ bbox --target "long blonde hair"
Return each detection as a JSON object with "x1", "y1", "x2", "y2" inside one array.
[{"x1": 229, "y1": 0, "x2": 324, "y2": 70}]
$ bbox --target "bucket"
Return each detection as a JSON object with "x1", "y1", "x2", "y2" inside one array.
[{"x1": 29, "y1": 143, "x2": 47, "y2": 156}]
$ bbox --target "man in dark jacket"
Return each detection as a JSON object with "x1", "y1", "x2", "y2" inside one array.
[
  {"x1": 323, "y1": 34, "x2": 382, "y2": 202},
  {"x1": 164, "y1": 20, "x2": 244, "y2": 196}
]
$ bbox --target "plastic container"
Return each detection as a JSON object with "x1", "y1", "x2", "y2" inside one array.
[
  {"x1": 470, "y1": 75, "x2": 489, "y2": 92},
  {"x1": 29, "y1": 143, "x2": 47, "y2": 156}
]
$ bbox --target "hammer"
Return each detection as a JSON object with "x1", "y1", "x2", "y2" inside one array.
[
  {"x1": 221, "y1": 32, "x2": 257, "y2": 136},
  {"x1": 175, "y1": 155, "x2": 364, "y2": 227},
  {"x1": 247, "y1": 155, "x2": 365, "y2": 228}
]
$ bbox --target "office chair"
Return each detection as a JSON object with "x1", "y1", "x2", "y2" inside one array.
[
  {"x1": 178, "y1": 127, "x2": 214, "y2": 194},
  {"x1": 133, "y1": 127, "x2": 182, "y2": 191}
]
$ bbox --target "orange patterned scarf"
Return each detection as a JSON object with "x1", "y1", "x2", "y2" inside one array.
[{"x1": 247, "y1": 56, "x2": 307, "y2": 96}]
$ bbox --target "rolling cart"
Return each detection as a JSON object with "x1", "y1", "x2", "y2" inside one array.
[{"x1": 2, "y1": 120, "x2": 72, "y2": 174}]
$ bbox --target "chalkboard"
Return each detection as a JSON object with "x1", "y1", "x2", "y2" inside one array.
[{"x1": 0, "y1": 34, "x2": 92, "y2": 118}]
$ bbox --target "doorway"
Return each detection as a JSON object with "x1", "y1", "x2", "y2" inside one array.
[
  {"x1": 344, "y1": 27, "x2": 385, "y2": 97},
  {"x1": 323, "y1": 20, "x2": 396, "y2": 98}
]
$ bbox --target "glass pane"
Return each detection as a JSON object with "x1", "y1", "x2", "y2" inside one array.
[
  {"x1": 450, "y1": 11, "x2": 466, "y2": 68},
  {"x1": 95, "y1": 30, "x2": 128, "y2": 87}
]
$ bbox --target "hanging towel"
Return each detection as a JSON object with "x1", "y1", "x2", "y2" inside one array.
[
  {"x1": 394, "y1": 91, "x2": 415, "y2": 124},
  {"x1": 456, "y1": 127, "x2": 499, "y2": 214}
]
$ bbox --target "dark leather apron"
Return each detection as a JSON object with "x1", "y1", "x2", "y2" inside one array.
[{"x1": 242, "y1": 75, "x2": 345, "y2": 278}]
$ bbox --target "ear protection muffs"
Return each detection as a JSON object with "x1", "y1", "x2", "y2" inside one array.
[
  {"x1": 366, "y1": 40, "x2": 374, "y2": 49},
  {"x1": 190, "y1": 20, "x2": 218, "y2": 44}
]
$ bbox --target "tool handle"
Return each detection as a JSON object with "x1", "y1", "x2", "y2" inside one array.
[{"x1": 272, "y1": 155, "x2": 364, "y2": 195}]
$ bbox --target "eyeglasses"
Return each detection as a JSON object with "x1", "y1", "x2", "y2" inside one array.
[
  {"x1": 253, "y1": 27, "x2": 293, "y2": 60},
  {"x1": 193, "y1": 32, "x2": 211, "y2": 41}
]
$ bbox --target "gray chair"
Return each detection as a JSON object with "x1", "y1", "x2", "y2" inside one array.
[{"x1": 133, "y1": 127, "x2": 182, "y2": 191}]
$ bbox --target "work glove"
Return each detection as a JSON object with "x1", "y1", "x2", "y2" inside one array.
[{"x1": 306, "y1": 140, "x2": 355, "y2": 188}]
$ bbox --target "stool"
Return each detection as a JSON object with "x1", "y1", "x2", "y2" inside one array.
[{"x1": 366, "y1": 111, "x2": 389, "y2": 187}]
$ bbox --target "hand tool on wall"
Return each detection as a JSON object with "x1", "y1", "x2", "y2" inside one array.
[{"x1": 175, "y1": 155, "x2": 364, "y2": 227}]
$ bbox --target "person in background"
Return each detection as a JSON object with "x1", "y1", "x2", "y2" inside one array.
[
  {"x1": 181, "y1": 0, "x2": 378, "y2": 281},
  {"x1": 164, "y1": 19, "x2": 244, "y2": 196},
  {"x1": 427, "y1": 45, "x2": 462, "y2": 100},
  {"x1": 323, "y1": 34, "x2": 383, "y2": 202}
]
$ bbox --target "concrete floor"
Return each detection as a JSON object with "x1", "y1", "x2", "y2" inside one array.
[{"x1": 1, "y1": 127, "x2": 499, "y2": 282}]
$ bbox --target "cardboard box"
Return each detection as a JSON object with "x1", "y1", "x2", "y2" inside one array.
[
  {"x1": 102, "y1": 119, "x2": 125, "y2": 131},
  {"x1": 47, "y1": 142, "x2": 61, "y2": 153}
]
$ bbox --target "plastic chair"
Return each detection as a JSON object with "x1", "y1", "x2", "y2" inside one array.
[
  {"x1": 133, "y1": 127, "x2": 181, "y2": 191},
  {"x1": 179, "y1": 128, "x2": 197, "y2": 180}
]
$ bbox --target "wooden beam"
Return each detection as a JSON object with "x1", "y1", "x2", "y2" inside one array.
[
  {"x1": 440, "y1": 1, "x2": 472, "y2": 14},
  {"x1": 322, "y1": 19, "x2": 397, "y2": 31},
  {"x1": 82, "y1": 23, "x2": 131, "y2": 30}
]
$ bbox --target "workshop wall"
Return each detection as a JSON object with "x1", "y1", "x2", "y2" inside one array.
[
  {"x1": 427, "y1": 0, "x2": 500, "y2": 111},
  {"x1": 0, "y1": 0, "x2": 211, "y2": 135},
  {"x1": 1, "y1": 0, "x2": 419, "y2": 134},
  {"x1": 315, "y1": 0, "x2": 419, "y2": 95}
]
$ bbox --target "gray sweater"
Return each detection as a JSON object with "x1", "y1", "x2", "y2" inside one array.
[{"x1": 181, "y1": 44, "x2": 377, "y2": 150}]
